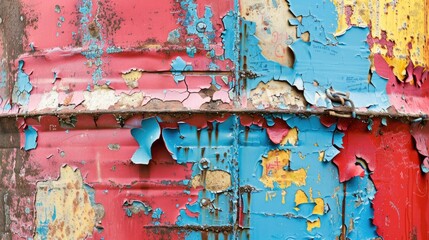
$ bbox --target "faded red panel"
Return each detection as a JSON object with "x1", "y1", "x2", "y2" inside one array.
[
  {"x1": 21, "y1": 0, "x2": 81, "y2": 50},
  {"x1": 335, "y1": 118, "x2": 429, "y2": 239},
  {"x1": 103, "y1": 0, "x2": 233, "y2": 51},
  {"x1": 21, "y1": 116, "x2": 201, "y2": 239}
]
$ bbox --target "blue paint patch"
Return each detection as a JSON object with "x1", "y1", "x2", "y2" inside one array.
[
  {"x1": 237, "y1": 115, "x2": 376, "y2": 239},
  {"x1": 239, "y1": 19, "x2": 295, "y2": 98},
  {"x1": 344, "y1": 166, "x2": 379, "y2": 239},
  {"x1": 163, "y1": 117, "x2": 238, "y2": 228},
  {"x1": 179, "y1": 0, "x2": 215, "y2": 50},
  {"x1": 161, "y1": 115, "x2": 377, "y2": 238},
  {"x1": 131, "y1": 118, "x2": 161, "y2": 164},
  {"x1": 13, "y1": 60, "x2": 33, "y2": 106},
  {"x1": 333, "y1": 131, "x2": 345, "y2": 149},
  {"x1": 79, "y1": 0, "x2": 104, "y2": 84},
  {"x1": 291, "y1": 27, "x2": 389, "y2": 109},
  {"x1": 152, "y1": 208, "x2": 163, "y2": 219},
  {"x1": 176, "y1": 191, "x2": 234, "y2": 226},
  {"x1": 222, "y1": 11, "x2": 238, "y2": 64},
  {"x1": 239, "y1": 0, "x2": 390, "y2": 111},
  {"x1": 287, "y1": 0, "x2": 338, "y2": 44},
  {"x1": 171, "y1": 57, "x2": 193, "y2": 83},
  {"x1": 24, "y1": 126, "x2": 38, "y2": 151},
  {"x1": 186, "y1": 46, "x2": 197, "y2": 58}
]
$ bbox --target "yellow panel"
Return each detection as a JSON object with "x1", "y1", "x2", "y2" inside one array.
[{"x1": 333, "y1": 0, "x2": 429, "y2": 80}]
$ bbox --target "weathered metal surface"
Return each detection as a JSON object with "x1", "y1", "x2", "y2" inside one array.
[{"x1": 0, "y1": 0, "x2": 429, "y2": 239}]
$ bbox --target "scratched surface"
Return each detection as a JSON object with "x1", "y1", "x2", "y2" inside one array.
[{"x1": 0, "y1": 0, "x2": 429, "y2": 239}]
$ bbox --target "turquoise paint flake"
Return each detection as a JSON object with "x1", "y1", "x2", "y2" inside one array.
[
  {"x1": 186, "y1": 46, "x2": 197, "y2": 58},
  {"x1": 13, "y1": 60, "x2": 33, "y2": 106},
  {"x1": 24, "y1": 126, "x2": 38, "y2": 151},
  {"x1": 171, "y1": 57, "x2": 193, "y2": 83},
  {"x1": 152, "y1": 208, "x2": 163, "y2": 219},
  {"x1": 131, "y1": 118, "x2": 161, "y2": 164}
]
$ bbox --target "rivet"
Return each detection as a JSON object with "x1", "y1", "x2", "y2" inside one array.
[
  {"x1": 196, "y1": 22, "x2": 207, "y2": 33},
  {"x1": 200, "y1": 198, "x2": 211, "y2": 207},
  {"x1": 199, "y1": 158, "x2": 210, "y2": 170}
]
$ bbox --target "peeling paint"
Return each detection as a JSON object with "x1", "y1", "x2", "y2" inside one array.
[
  {"x1": 12, "y1": 60, "x2": 33, "y2": 107},
  {"x1": 191, "y1": 170, "x2": 231, "y2": 193},
  {"x1": 34, "y1": 165, "x2": 102, "y2": 240},
  {"x1": 83, "y1": 86, "x2": 119, "y2": 110},
  {"x1": 249, "y1": 80, "x2": 306, "y2": 109},
  {"x1": 333, "y1": 0, "x2": 429, "y2": 80},
  {"x1": 121, "y1": 69, "x2": 142, "y2": 89},
  {"x1": 131, "y1": 117, "x2": 161, "y2": 164},
  {"x1": 24, "y1": 125, "x2": 37, "y2": 151}
]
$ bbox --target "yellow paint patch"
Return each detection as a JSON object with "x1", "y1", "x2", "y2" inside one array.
[
  {"x1": 280, "y1": 128, "x2": 298, "y2": 146},
  {"x1": 281, "y1": 190, "x2": 287, "y2": 204},
  {"x1": 34, "y1": 166, "x2": 98, "y2": 240},
  {"x1": 191, "y1": 170, "x2": 231, "y2": 193},
  {"x1": 294, "y1": 189, "x2": 309, "y2": 206},
  {"x1": 307, "y1": 218, "x2": 321, "y2": 232},
  {"x1": 122, "y1": 69, "x2": 142, "y2": 88},
  {"x1": 240, "y1": 0, "x2": 296, "y2": 66},
  {"x1": 312, "y1": 198, "x2": 325, "y2": 215},
  {"x1": 260, "y1": 150, "x2": 307, "y2": 189},
  {"x1": 333, "y1": 0, "x2": 429, "y2": 79},
  {"x1": 318, "y1": 151, "x2": 325, "y2": 161}
]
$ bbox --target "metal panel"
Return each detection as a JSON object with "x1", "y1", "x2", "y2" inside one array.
[{"x1": 0, "y1": 0, "x2": 428, "y2": 239}]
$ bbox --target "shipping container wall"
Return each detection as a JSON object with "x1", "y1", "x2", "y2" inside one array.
[{"x1": 0, "y1": 0, "x2": 428, "y2": 239}]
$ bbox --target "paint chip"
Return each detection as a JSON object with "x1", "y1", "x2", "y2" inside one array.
[
  {"x1": 131, "y1": 117, "x2": 161, "y2": 164},
  {"x1": 24, "y1": 126, "x2": 38, "y2": 150}
]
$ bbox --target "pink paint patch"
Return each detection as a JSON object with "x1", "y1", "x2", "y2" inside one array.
[
  {"x1": 213, "y1": 90, "x2": 231, "y2": 103},
  {"x1": 182, "y1": 93, "x2": 210, "y2": 109}
]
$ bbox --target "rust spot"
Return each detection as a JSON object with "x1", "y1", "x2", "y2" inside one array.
[
  {"x1": 88, "y1": 21, "x2": 100, "y2": 39},
  {"x1": 191, "y1": 170, "x2": 231, "y2": 193}
]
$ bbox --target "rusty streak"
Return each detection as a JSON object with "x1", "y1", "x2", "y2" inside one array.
[{"x1": 0, "y1": 107, "x2": 426, "y2": 123}]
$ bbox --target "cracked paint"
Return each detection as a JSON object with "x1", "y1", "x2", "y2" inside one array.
[
  {"x1": 0, "y1": 0, "x2": 428, "y2": 239},
  {"x1": 12, "y1": 60, "x2": 33, "y2": 107}
]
